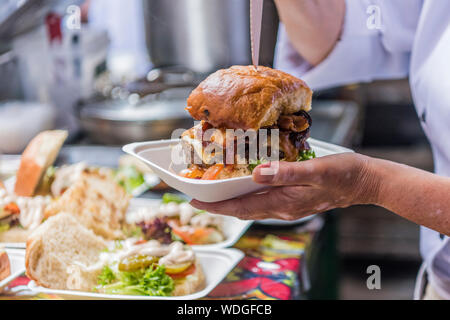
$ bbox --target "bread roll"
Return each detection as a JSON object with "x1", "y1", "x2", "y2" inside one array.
[
  {"x1": 44, "y1": 170, "x2": 130, "y2": 240},
  {"x1": 14, "y1": 130, "x2": 68, "y2": 197},
  {"x1": 186, "y1": 65, "x2": 312, "y2": 130},
  {"x1": 25, "y1": 213, "x2": 107, "y2": 291}
]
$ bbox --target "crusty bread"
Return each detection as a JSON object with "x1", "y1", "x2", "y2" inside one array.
[
  {"x1": 26, "y1": 213, "x2": 205, "y2": 296},
  {"x1": 0, "y1": 227, "x2": 32, "y2": 243},
  {"x1": 172, "y1": 261, "x2": 206, "y2": 296},
  {"x1": 186, "y1": 65, "x2": 312, "y2": 130},
  {"x1": 0, "y1": 250, "x2": 11, "y2": 281},
  {"x1": 14, "y1": 130, "x2": 68, "y2": 197},
  {"x1": 44, "y1": 170, "x2": 130, "y2": 240},
  {"x1": 25, "y1": 213, "x2": 107, "y2": 291}
]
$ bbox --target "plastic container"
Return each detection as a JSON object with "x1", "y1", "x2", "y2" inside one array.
[
  {"x1": 28, "y1": 248, "x2": 244, "y2": 300},
  {"x1": 123, "y1": 138, "x2": 354, "y2": 203}
]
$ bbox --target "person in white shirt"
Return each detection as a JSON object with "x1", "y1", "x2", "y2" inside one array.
[{"x1": 191, "y1": 0, "x2": 450, "y2": 300}]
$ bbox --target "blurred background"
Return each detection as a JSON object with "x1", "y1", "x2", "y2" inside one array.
[{"x1": 0, "y1": 0, "x2": 428, "y2": 299}]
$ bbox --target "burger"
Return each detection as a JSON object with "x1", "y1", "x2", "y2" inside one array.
[{"x1": 179, "y1": 65, "x2": 315, "y2": 180}]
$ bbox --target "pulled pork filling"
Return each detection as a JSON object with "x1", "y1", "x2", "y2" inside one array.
[{"x1": 180, "y1": 110, "x2": 312, "y2": 179}]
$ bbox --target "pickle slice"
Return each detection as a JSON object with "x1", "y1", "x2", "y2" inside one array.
[
  {"x1": 164, "y1": 261, "x2": 193, "y2": 274},
  {"x1": 118, "y1": 255, "x2": 159, "y2": 272}
]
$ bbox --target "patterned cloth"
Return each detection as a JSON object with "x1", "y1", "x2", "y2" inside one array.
[{"x1": 0, "y1": 219, "x2": 321, "y2": 300}]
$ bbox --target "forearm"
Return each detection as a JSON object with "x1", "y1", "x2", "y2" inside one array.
[
  {"x1": 274, "y1": 0, "x2": 345, "y2": 66},
  {"x1": 363, "y1": 158, "x2": 450, "y2": 236}
]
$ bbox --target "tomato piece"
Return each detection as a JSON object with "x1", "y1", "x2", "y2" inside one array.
[
  {"x1": 180, "y1": 165, "x2": 205, "y2": 179},
  {"x1": 169, "y1": 224, "x2": 195, "y2": 244},
  {"x1": 167, "y1": 220, "x2": 216, "y2": 245},
  {"x1": 4, "y1": 202, "x2": 20, "y2": 215},
  {"x1": 168, "y1": 263, "x2": 196, "y2": 279},
  {"x1": 201, "y1": 164, "x2": 224, "y2": 180}
]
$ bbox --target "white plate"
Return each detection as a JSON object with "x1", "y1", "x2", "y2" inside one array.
[
  {"x1": 0, "y1": 249, "x2": 26, "y2": 291},
  {"x1": 28, "y1": 248, "x2": 244, "y2": 300},
  {"x1": 1, "y1": 242, "x2": 25, "y2": 249},
  {"x1": 4, "y1": 170, "x2": 157, "y2": 198},
  {"x1": 128, "y1": 198, "x2": 252, "y2": 250},
  {"x1": 1, "y1": 198, "x2": 253, "y2": 249},
  {"x1": 255, "y1": 215, "x2": 315, "y2": 226},
  {"x1": 123, "y1": 138, "x2": 354, "y2": 203}
]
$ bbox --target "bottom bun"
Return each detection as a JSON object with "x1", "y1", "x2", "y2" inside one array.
[
  {"x1": 172, "y1": 261, "x2": 206, "y2": 296},
  {"x1": 0, "y1": 227, "x2": 31, "y2": 243}
]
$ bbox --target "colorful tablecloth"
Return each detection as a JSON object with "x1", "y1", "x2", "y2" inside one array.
[{"x1": 0, "y1": 218, "x2": 322, "y2": 300}]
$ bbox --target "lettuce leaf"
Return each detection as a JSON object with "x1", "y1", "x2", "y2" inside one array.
[
  {"x1": 161, "y1": 193, "x2": 186, "y2": 204},
  {"x1": 297, "y1": 149, "x2": 316, "y2": 162},
  {"x1": 97, "y1": 264, "x2": 174, "y2": 296},
  {"x1": 248, "y1": 159, "x2": 267, "y2": 173},
  {"x1": 115, "y1": 165, "x2": 146, "y2": 194},
  {"x1": 98, "y1": 265, "x2": 116, "y2": 285}
]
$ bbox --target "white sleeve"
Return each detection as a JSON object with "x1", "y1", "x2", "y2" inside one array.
[{"x1": 274, "y1": 0, "x2": 423, "y2": 91}]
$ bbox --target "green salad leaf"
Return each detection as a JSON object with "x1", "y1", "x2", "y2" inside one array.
[
  {"x1": 98, "y1": 266, "x2": 116, "y2": 285},
  {"x1": 297, "y1": 149, "x2": 316, "y2": 162},
  {"x1": 97, "y1": 264, "x2": 174, "y2": 296},
  {"x1": 161, "y1": 193, "x2": 187, "y2": 204},
  {"x1": 115, "y1": 165, "x2": 146, "y2": 194},
  {"x1": 248, "y1": 159, "x2": 267, "y2": 173}
]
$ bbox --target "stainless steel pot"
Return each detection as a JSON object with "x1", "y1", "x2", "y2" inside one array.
[
  {"x1": 77, "y1": 87, "x2": 195, "y2": 145},
  {"x1": 142, "y1": 0, "x2": 278, "y2": 75}
]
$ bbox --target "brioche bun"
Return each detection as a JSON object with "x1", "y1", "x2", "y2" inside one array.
[{"x1": 186, "y1": 65, "x2": 312, "y2": 130}]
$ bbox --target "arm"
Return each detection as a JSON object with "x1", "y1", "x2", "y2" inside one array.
[
  {"x1": 273, "y1": 0, "x2": 346, "y2": 66},
  {"x1": 274, "y1": 0, "x2": 423, "y2": 90},
  {"x1": 190, "y1": 154, "x2": 450, "y2": 236}
]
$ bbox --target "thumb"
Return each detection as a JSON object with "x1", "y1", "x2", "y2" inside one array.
[{"x1": 252, "y1": 160, "x2": 318, "y2": 186}]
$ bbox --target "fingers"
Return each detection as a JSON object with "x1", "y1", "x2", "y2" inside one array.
[
  {"x1": 252, "y1": 159, "x2": 321, "y2": 186},
  {"x1": 252, "y1": 153, "x2": 358, "y2": 187},
  {"x1": 190, "y1": 186, "x2": 309, "y2": 221}
]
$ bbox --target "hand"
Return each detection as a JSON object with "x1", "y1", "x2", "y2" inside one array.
[
  {"x1": 274, "y1": 0, "x2": 346, "y2": 65},
  {"x1": 190, "y1": 153, "x2": 379, "y2": 221}
]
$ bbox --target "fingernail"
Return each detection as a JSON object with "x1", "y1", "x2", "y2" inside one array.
[
  {"x1": 253, "y1": 167, "x2": 275, "y2": 184},
  {"x1": 258, "y1": 162, "x2": 271, "y2": 168}
]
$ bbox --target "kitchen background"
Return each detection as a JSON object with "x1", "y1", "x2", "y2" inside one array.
[{"x1": 0, "y1": 0, "x2": 429, "y2": 299}]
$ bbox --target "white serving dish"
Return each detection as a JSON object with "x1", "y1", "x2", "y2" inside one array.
[
  {"x1": 123, "y1": 138, "x2": 354, "y2": 203},
  {"x1": 0, "y1": 249, "x2": 26, "y2": 291},
  {"x1": 1, "y1": 198, "x2": 252, "y2": 249},
  {"x1": 28, "y1": 248, "x2": 244, "y2": 300},
  {"x1": 256, "y1": 215, "x2": 315, "y2": 226},
  {"x1": 128, "y1": 198, "x2": 252, "y2": 250}
]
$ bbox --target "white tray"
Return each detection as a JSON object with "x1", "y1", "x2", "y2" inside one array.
[
  {"x1": 28, "y1": 248, "x2": 244, "y2": 300},
  {"x1": 123, "y1": 138, "x2": 354, "y2": 203},
  {"x1": 255, "y1": 215, "x2": 315, "y2": 226},
  {"x1": 129, "y1": 198, "x2": 252, "y2": 250},
  {"x1": 2, "y1": 198, "x2": 253, "y2": 249},
  {"x1": 0, "y1": 249, "x2": 26, "y2": 291}
]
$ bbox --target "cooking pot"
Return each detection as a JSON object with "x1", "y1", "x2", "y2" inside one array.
[{"x1": 142, "y1": 0, "x2": 279, "y2": 75}]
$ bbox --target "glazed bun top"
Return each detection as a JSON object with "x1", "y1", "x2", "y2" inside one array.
[{"x1": 186, "y1": 65, "x2": 312, "y2": 130}]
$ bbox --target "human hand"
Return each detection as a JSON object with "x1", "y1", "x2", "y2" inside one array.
[{"x1": 190, "y1": 153, "x2": 379, "y2": 221}]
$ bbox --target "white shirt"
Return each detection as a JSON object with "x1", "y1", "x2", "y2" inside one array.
[{"x1": 275, "y1": 0, "x2": 450, "y2": 298}]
